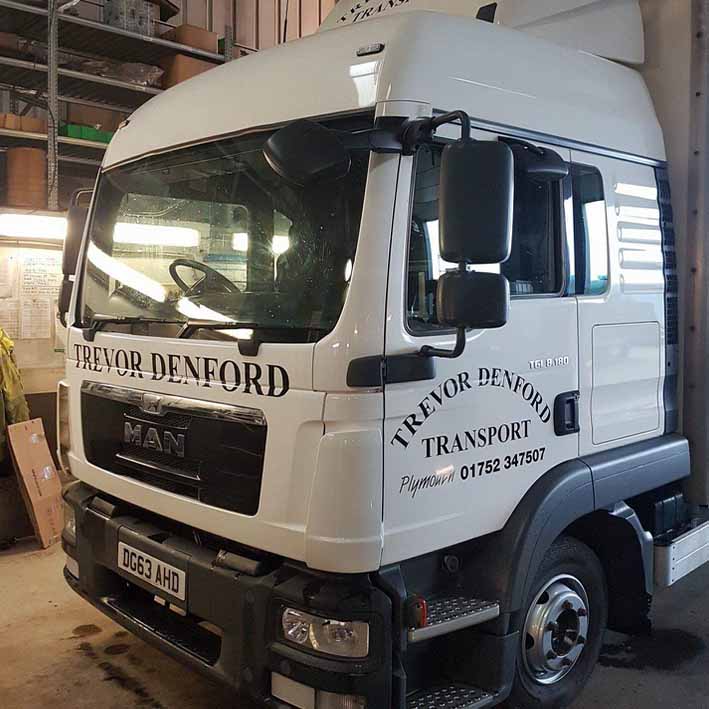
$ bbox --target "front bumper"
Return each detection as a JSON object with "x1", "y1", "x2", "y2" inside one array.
[{"x1": 63, "y1": 481, "x2": 393, "y2": 707}]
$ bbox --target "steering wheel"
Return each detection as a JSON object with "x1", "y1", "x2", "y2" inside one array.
[{"x1": 169, "y1": 258, "x2": 240, "y2": 296}]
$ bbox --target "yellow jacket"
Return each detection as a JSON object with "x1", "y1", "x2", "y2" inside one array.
[{"x1": 0, "y1": 328, "x2": 30, "y2": 464}]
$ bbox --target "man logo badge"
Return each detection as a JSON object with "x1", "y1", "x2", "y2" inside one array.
[{"x1": 124, "y1": 422, "x2": 186, "y2": 458}]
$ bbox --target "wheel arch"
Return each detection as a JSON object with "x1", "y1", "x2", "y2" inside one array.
[
  {"x1": 462, "y1": 437, "x2": 689, "y2": 621},
  {"x1": 565, "y1": 503, "x2": 653, "y2": 634},
  {"x1": 462, "y1": 459, "x2": 595, "y2": 615}
]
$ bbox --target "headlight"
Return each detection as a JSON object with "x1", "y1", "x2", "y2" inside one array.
[
  {"x1": 316, "y1": 690, "x2": 367, "y2": 708},
  {"x1": 57, "y1": 380, "x2": 71, "y2": 475},
  {"x1": 281, "y1": 608, "x2": 369, "y2": 659},
  {"x1": 63, "y1": 501, "x2": 77, "y2": 547}
]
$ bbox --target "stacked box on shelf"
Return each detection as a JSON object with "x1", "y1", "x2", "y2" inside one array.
[
  {"x1": 159, "y1": 25, "x2": 220, "y2": 88},
  {"x1": 103, "y1": 0, "x2": 157, "y2": 37}
]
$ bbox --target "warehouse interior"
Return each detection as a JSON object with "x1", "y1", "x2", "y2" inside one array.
[
  {"x1": 0, "y1": 0, "x2": 333, "y2": 535},
  {"x1": 3, "y1": 1, "x2": 709, "y2": 708}
]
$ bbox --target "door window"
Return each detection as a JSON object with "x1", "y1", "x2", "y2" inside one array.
[
  {"x1": 571, "y1": 164, "x2": 609, "y2": 295},
  {"x1": 406, "y1": 143, "x2": 564, "y2": 332}
]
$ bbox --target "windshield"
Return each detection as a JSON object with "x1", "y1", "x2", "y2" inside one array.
[{"x1": 80, "y1": 118, "x2": 371, "y2": 344}]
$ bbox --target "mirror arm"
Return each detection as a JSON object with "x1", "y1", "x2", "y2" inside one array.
[
  {"x1": 401, "y1": 110, "x2": 473, "y2": 155},
  {"x1": 430, "y1": 110, "x2": 472, "y2": 141},
  {"x1": 420, "y1": 327, "x2": 467, "y2": 360},
  {"x1": 337, "y1": 119, "x2": 406, "y2": 154}
]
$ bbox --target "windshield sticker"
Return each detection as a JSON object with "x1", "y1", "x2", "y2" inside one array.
[
  {"x1": 391, "y1": 367, "x2": 551, "y2": 449},
  {"x1": 337, "y1": 0, "x2": 410, "y2": 24},
  {"x1": 73, "y1": 344, "x2": 290, "y2": 397}
]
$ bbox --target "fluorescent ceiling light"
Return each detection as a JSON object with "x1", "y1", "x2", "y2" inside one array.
[
  {"x1": 87, "y1": 243, "x2": 166, "y2": 303},
  {"x1": 0, "y1": 213, "x2": 67, "y2": 240},
  {"x1": 272, "y1": 235, "x2": 290, "y2": 255},
  {"x1": 114, "y1": 222, "x2": 199, "y2": 247},
  {"x1": 232, "y1": 232, "x2": 249, "y2": 252}
]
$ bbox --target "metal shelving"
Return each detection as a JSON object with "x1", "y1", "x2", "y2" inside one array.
[
  {"x1": 57, "y1": 11, "x2": 226, "y2": 65},
  {"x1": 0, "y1": 55, "x2": 161, "y2": 112},
  {"x1": 0, "y1": 0, "x2": 226, "y2": 64},
  {"x1": 0, "y1": 126, "x2": 105, "y2": 165},
  {"x1": 0, "y1": 0, "x2": 232, "y2": 209}
]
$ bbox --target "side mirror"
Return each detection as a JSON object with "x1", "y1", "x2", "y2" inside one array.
[
  {"x1": 422, "y1": 270, "x2": 510, "y2": 359},
  {"x1": 263, "y1": 119, "x2": 351, "y2": 187},
  {"x1": 58, "y1": 189, "x2": 91, "y2": 327},
  {"x1": 437, "y1": 270, "x2": 510, "y2": 331},
  {"x1": 439, "y1": 140, "x2": 514, "y2": 264},
  {"x1": 63, "y1": 188, "x2": 91, "y2": 276},
  {"x1": 405, "y1": 111, "x2": 514, "y2": 360},
  {"x1": 57, "y1": 279, "x2": 73, "y2": 328}
]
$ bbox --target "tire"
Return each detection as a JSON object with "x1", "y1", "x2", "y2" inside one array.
[{"x1": 503, "y1": 536, "x2": 608, "y2": 709}]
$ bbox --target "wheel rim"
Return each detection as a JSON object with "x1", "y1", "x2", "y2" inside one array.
[{"x1": 522, "y1": 574, "x2": 590, "y2": 686}]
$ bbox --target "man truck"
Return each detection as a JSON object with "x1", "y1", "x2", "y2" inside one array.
[{"x1": 57, "y1": 1, "x2": 709, "y2": 707}]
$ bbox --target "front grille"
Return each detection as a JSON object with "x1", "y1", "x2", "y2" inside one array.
[{"x1": 81, "y1": 383, "x2": 267, "y2": 516}]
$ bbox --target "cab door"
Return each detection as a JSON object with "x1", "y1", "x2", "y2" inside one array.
[{"x1": 381, "y1": 134, "x2": 579, "y2": 565}]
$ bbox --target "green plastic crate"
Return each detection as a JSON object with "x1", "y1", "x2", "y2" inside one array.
[{"x1": 59, "y1": 124, "x2": 114, "y2": 143}]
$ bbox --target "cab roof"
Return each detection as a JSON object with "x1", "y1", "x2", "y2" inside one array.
[{"x1": 103, "y1": 10, "x2": 664, "y2": 169}]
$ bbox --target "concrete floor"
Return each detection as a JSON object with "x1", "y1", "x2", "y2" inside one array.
[{"x1": 1, "y1": 540, "x2": 708, "y2": 709}]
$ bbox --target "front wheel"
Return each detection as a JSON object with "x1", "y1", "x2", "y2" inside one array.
[{"x1": 504, "y1": 536, "x2": 607, "y2": 709}]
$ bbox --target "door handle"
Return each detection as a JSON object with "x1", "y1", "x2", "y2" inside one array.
[{"x1": 554, "y1": 391, "x2": 580, "y2": 436}]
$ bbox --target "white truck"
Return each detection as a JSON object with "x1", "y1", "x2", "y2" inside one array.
[{"x1": 57, "y1": 1, "x2": 709, "y2": 707}]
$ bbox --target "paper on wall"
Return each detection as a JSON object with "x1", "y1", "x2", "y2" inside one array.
[
  {"x1": 20, "y1": 252, "x2": 63, "y2": 299},
  {"x1": 0, "y1": 254, "x2": 19, "y2": 298},
  {"x1": 0, "y1": 299, "x2": 20, "y2": 340},
  {"x1": 20, "y1": 299, "x2": 51, "y2": 340}
]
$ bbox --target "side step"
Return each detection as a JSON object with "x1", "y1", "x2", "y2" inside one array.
[
  {"x1": 655, "y1": 518, "x2": 709, "y2": 587},
  {"x1": 407, "y1": 684, "x2": 497, "y2": 709},
  {"x1": 408, "y1": 595, "x2": 499, "y2": 643}
]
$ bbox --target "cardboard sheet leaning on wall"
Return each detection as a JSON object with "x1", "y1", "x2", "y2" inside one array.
[
  {"x1": 0, "y1": 328, "x2": 30, "y2": 471},
  {"x1": 8, "y1": 418, "x2": 63, "y2": 548}
]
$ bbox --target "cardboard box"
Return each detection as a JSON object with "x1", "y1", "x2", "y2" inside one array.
[
  {"x1": 66, "y1": 104, "x2": 125, "y2": 132},
  {"x1": 0, "y1": 32, "x2": 23, "y2": 58},
  {"x1": 8, "y1": 418, "x2": 63, "y2": 549},
  {"x1": 159, "y1": 54, "x2": 215, "y2": 88},
  {"x1": 162, "y1": 24, "x2": 218, "y2": 53},
  {"x1": 20, "y1": 115, "x2": 47, "y2": 134},
  {"x1": 6, "y1": 147, "x2": 46, "y2": 209},
  {"x1": 4, "y1": 113, "x2": 21, "y2": 130}
]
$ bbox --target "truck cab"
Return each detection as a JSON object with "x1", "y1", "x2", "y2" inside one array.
[{"x1": 59, "y1": 2, "x2": 700, "y2": 708}]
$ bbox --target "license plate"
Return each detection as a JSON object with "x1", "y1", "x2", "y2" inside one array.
[{"x1": 117, "y1": 542, "x2": 186, "y2": 601}]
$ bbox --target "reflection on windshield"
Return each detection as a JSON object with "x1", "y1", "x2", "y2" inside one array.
[
  {"x1": 87, "y1": 243, "x2": 167, "y2": 303},
  {"x1": 81, "y1": 117, "x2": 371, "y2": 344}
]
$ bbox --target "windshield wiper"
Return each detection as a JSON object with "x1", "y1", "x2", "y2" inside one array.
[
  {"x1": 177, "y1": 320, "x2": 328, "y2": 356},
  {"x1": 83, "y1": 314, "x2": 184, "y2": 342}
]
